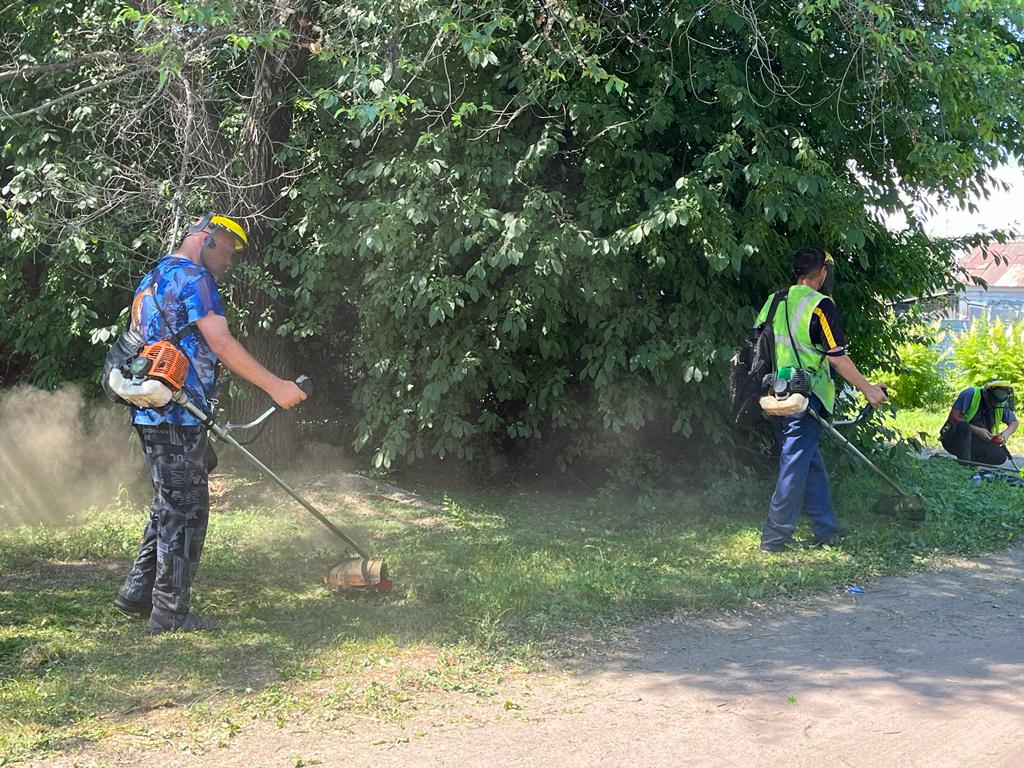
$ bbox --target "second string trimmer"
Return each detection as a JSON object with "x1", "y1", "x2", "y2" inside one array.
[{"x1": 807, "y1": 405, "x2": 928, "y2": 522}]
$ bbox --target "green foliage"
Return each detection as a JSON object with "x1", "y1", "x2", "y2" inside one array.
[
  {"x1": 886, "y1": 330, "x2": 951, "y2": 409},
  {"x1": 307, "y1": 0, "x2": 1024, "y2": 467},
  {"x1": 948, "y1": 319, "x2": 1024, "y2": 390},
  {"x1": 0, "y1": 0, "x2": 230, "y2": 389},
  {"x1": 3, "y1": 0, "x2": 1024, "y2": 468}
]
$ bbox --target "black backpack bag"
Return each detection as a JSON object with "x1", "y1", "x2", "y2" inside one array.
[{"x1": 729, "y1": 289, "x2": 786, "y2": 428}]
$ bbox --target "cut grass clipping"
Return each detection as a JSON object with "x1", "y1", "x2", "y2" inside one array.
[{"x1": 2, "y1": 458, "x2": 1022, "y2": 761}]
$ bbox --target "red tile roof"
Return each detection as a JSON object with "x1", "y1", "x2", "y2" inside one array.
[{"x1": 961, "y1": 242, "x2": 1024, "y2": 288}]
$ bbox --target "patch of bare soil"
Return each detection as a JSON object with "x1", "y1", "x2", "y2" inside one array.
[{"x1": 24, "y1": 647, "x2": 576, "y2": 768}]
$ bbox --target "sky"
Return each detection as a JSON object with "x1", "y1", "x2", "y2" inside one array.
[{"x1": 883, "y1": 160, "x2": 1023, "y2": 239}]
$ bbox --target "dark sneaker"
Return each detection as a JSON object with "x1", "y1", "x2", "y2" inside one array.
[
  {"x1": 146, "y1": 613, "x2": 219, "y2": 636},
  {"x1": 760, "y1": 540, "x2": 797, "y2": 553},
  {"x1": 811, "y1": 535, "x2": 846, "y2": 548},
  {"x1": 113, "y1": 594, "x2": 152, "y2": 618},
  {"x1": 811, "y1": 527, "x2": 849, "y2": 547}
]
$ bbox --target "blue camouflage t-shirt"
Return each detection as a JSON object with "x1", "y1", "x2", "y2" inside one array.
[{"x1": 130, "y1": 255, "x2": 224, "y2": 426}]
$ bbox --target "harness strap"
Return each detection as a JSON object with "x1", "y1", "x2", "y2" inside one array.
[
  {"x1": 764, "y1": 289, "x2": 786, "y2": 374},
  {"x1": 141, "y1": 269, "x2": 209, "y2": 406}
]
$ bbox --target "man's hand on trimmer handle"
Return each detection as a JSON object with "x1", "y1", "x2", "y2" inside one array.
[
  {"x1": 270, "y1": 377, "x2": 308, "y2": 409},
  {"x1": 863, "y1": 382, "x2": 888, "y2": 410}
]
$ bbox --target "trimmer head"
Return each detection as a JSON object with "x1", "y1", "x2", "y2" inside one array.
[
  {"x1": 324, "y1": 557, "x2": 392, "y2": 592},
  {"x1": 872, "y1": 494, "x2": 927, "y2": 522}
]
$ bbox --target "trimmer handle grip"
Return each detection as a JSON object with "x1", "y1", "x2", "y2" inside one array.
[
  {"x1": 857, "y1": 384, "x2": 890, "y2": 421},
  {"x1": 831, "y1": 401, "x2": 877, "y2": 429},
  {"x1": 219, "y1": 376, "x2": 312, "y2": 434}
]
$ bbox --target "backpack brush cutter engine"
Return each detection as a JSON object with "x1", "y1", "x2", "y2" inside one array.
[
  {"x1": 105, "y1": 334, "x2": 193, "y2": 410},
  {"x1": 759, "y1": 366, "x2": 814, "y2": 417},
  {"x1": 130, "y1": 341, "x2": 190, "y2": 390},
  {"x1": 110, "y1": 353, "x2": 390, "y2": 592}
]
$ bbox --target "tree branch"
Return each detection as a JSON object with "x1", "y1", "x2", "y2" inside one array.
[
  {"x1": 0, "y1": 52, "x2": 130, "y2": 84},
  {"x1": 0, "y1": 70, "x2": 149, "y2": 121}
]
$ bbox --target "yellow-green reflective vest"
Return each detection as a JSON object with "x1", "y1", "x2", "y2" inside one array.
[
  {"x1": 963, "y1": 386, "x2": 1004, "y2": 435},
  {"x1": 757, "y1": 284, "x2": 835, "y2": 413}
]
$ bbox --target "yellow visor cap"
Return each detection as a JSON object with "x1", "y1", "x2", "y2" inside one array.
[{"x1": 209, "y1": 215, "x2": 248, "y2": 247}]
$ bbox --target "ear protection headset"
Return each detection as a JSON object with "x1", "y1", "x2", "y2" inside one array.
[{"x1": 185, "y1": 213, "x2": 249, "y2": 270}]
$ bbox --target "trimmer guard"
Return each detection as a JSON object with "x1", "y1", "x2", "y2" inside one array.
[
  {"x1": 325, "y1": 558, "x2": 391, "y2": 591},
  {"x1": 872, "y1": 494, "x2": 927, "y2": 522}
]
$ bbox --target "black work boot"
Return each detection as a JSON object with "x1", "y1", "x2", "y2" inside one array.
[
  {"x1": 760, "y1": 539, "x2": 798, "y2": 553},
  {"x1": 113, "y1": 594, "x2": 153, "y2": 618},
  {"x1": 811, "y1": 528, "x2": 848, "y2": 547},
  {"x1": 146, "y1": 613, "x2": 220, "y2": 636}
]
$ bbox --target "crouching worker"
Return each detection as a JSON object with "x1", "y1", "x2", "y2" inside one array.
[
  {"x1": 939, "y1": 380, "x2": 1018, "y2": 466},
  {"x1": 757, "y1": 248, "x2": 887, "y2": 552},
  {"x1": 112, "y1": 214, "x2": 306, "y2": 634}
]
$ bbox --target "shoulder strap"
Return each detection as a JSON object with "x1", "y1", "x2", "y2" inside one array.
[
  {"x1": 765, "y1": 289, "x2": 786, "y2": 325},
  {"x1": 169, "y1": 320, "x2": 197, "y2": 345},
  {"x1": 149, "y1": 294, "x2": 197, "y2": 345},
  {"x1": 782, "y1": 294, "x2": 805, "y2": 371},
  {"x1": 761, "y1": 289, "x2": 787, "y2": 374}
]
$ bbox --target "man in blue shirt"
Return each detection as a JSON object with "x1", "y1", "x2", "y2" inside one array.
[
  {"x1": 940, "y1": 380, "x2": 1018, "y2": 466},
  {"x1": 114, "y1": 214, "x2": 306, "y2": 634}
]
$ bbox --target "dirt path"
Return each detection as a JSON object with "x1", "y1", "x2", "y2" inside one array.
[{"x1": 40, "y1": 548, "x2": 1024, "y2": 768}]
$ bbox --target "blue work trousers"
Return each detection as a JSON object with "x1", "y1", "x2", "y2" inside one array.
[{"x1": 761, "y1": 398, "x2": 841, "y2": 549}]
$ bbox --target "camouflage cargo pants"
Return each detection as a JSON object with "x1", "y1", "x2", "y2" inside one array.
[{"x1": 118, "y1": 423, "x2": 217, "y2": 623}]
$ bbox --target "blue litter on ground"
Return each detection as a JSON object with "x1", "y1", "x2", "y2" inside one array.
[{"x1": 846, "y1": 585, "x2": 865, "y2": 595}]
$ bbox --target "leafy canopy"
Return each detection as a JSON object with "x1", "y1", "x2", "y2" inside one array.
[{"x1": 2, "y1": 0, "x2": 1023, "y2": 469}]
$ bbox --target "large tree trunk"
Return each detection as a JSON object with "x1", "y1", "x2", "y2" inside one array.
[{"x1": 230, "y1": 1, "x2": 314, "y2": 465}]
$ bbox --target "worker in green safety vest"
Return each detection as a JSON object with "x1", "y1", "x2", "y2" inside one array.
[
  {"x1": 940, "y1": 380, "x2": 1018, "y2": 465},
  {"x1": 757, "y1": 247, "x2": 888, "y2": 552}
]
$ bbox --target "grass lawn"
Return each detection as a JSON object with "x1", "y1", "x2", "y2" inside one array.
[
  {"x1": 886, "y1": 408, "x2": 946, "y2": 448},
  {"x1": 2, "y1": 454, "x2": 1022, "y2": 763}
]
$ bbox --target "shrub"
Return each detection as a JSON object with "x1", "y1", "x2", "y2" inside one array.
[
  {"x1": 888, "y1": 337, "x2": 951, "y2": 409},
  {"x1": 948, "y1": 319, "x2": 1024, "y2": 391}
]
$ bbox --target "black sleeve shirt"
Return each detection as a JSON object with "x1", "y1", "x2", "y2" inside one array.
[{"x1": 809, "y1": 297, "x2": 847, "y2": 356}]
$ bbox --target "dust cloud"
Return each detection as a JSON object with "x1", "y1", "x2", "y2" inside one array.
[{"x1": 0, "y1": 385, "x2": 147, "y2": 528}]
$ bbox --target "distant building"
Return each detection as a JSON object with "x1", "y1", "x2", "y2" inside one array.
[
  {"x1": 954, "y1": 242, "x2": 1024, "y2": 326},
  {"x1": 890, "y1": 241, "x2": 1024, "y2": 332}
]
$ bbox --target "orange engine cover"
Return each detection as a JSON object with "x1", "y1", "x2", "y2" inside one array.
[{"x1": 139, "y1": 341, "x2": 189, "y2": 391}]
